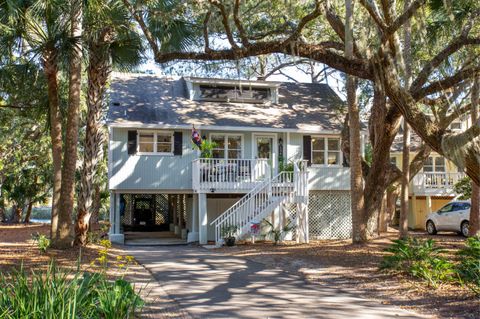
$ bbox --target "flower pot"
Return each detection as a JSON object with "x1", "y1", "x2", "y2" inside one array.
[{"x1": 224, "y1": 237, "x2": 236, "y2": 247}]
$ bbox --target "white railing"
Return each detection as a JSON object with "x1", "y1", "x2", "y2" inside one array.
[
  {"x1": 413, "y1": 172, "x2": 465, "y2": 192},
  {"x1": 210, "y1": 161, "x2": 309, "y2": 244},
  {"x1": 192, "y1": 158, "x2": 270, "y2": 191}
]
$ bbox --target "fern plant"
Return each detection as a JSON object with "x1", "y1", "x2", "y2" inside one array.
[
  {"x1": 380, "y1": 238, "x2": 455, "y2": 288},
  {"x1": 456, "y1": 236, "x2": 480, "y2": 294},
  {"x1": 262, "y1": 219, "x2": 294, "y2": 245}
]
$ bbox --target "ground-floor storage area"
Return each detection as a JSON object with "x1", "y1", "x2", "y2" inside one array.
[
  {"x1": 109, "y1": 190, "x2": 354, "y2": 244},
  {"x1": 407, "y1": 195, "x2": 454, "y2": 230}
]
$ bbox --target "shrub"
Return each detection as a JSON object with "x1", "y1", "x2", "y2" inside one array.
[
  {"x1": 380, "y1": 238, "x2": 455, "y2": 287},
  {"x1": 262, "y1": 219, "x2": 294, "y2": 245},
  {"x1": 456, "y1": 236, "x2": 480, "y2": 294},
  {"x1": 31, "y1": 232, "x2": 50, "y2": 253},
  {"x1": 0, "y1": 262, "x2": 143, "y2": 319}
]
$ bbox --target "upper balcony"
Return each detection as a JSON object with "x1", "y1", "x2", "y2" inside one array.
[
  {"x1": 192, "y1": 158, "x2": 272, "y2": 193},
  {"x1": 412, "y1": 172, "x2": 465, "y2": 196}
]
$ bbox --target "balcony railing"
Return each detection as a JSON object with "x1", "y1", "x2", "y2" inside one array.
[
  {"x1": 192, "y1": 158, "x2": 271, "y2": 192},
  {"x1": 413, "y1": 172, "x2": 465, "y2": 193}
]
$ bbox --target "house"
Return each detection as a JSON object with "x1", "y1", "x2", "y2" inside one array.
[
  {"x1": 390, "y1": 118, "x2": 468, "y2": 230},
  {"x1": 107, "y1": 74, "x2": 365, "y2": 245}
]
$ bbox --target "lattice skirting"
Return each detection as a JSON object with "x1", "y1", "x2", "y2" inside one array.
[{"x1": 308, "y1": 190, "x2": 352, "y2": 240}]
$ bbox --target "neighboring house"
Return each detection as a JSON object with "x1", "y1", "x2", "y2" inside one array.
[
  {"x1": 107, "y1": 74, "x2": 365, "y2": 245},
  {"x1": 390, "y1": 118, "x2": 468, "y2": 230}
]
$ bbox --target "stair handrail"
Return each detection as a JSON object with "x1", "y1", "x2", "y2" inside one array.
[{"x1": 211, "y1": 170, "x2": 295, "y2": 243}]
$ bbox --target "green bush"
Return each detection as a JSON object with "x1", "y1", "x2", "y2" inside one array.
[
  {"x1": 380, "y1": 238, "x2": 455, "y2": 287},
  {"x1": 456, "y1": 236, "x2": 480, "y2": 294},
  {"x1": 0, "y1": 262, "x2": 144, "y2": 319},
  {"x1": 31, "y1": 232, "x2": 50, "y2": 253}
]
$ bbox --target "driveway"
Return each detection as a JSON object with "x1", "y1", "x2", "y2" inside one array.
[{"x1": 126, "y1": 245, "x2": 428, "y2": 319}]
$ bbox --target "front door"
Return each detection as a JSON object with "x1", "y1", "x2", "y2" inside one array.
[
  {"x1": 254, "y1": 135, "x2": 277, "y2": 174},
  {"x1": 134, "y1": 196, "x2": 154, "y2": 228}
]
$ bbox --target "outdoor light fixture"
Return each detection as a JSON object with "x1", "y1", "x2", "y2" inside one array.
[{"x1": 210, "y1": 188, "x2": 215, "y2": 193}]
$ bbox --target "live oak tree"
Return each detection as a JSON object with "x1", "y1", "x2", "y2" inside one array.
[{"x1": 125, "y1": 0, "x2": 479, "y2": 241}]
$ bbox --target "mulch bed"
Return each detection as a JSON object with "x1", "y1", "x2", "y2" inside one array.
[
  {"x1": 0, "y1": 223, "x2": 125, "y2": 274},
  {"x1": 217, "y1": 230, "x2": 479, "y2": 319}
]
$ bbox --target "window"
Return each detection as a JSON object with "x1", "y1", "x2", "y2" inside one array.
[
  {"x1": 137, "y1": 131, "x2": 173, "y2": 154},
  {"x1": 311, "y1": 137, "x2": 341, "y2": 165},
  {"x1": 439, "y1": 204, "x2": 454, "y2": 213},
  {"x1": 449, "y1": 121, "x2": 462, "y2": 131},
  {"x1": 210, "y1": 134, "x2": 242, "y2": 159},
  {"x1": 424, "y1": 156, "x2": 445, "y2": 172},
  {"x1": 199, "y1": 85, "x2": 271, "y2": 103}
]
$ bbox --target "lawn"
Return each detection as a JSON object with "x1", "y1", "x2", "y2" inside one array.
[{"x1": 218, "y1": 230, "x2": 479, "y2": 319}]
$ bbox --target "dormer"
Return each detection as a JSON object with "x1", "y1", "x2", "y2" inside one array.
[{"x1": 184, "y1": 77, "x2": 281, "y2": 104}]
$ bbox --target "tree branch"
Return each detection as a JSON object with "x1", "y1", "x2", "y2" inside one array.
[
  {"x1": 411, "y1": 36, "x2": 480, "y2": 92},
  {"x1": 412, "y1": 66, "x2": 480, "y2": 100},
  {"x1": 209, "y1": 0, "x2": 239, "y2": 50},
  {"x1": 233, "y1": 0, "x2": 249, "y2": 47}
]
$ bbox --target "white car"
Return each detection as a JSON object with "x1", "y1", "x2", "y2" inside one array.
[{"x1": 425, "y1": 200, "x2": 471, "y2": 237}]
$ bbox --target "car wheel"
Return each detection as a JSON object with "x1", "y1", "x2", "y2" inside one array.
[
  {"x1": 426, "y1": 220, "x2": 437, "y2": 235},
  {"x1": 461, "y1": 221, "x2": 469, "y2": 237}
]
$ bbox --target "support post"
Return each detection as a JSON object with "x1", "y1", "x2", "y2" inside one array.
[
  {"x1": 199, "y1": 193, "x2": 208, "y2": 245},
  {"x1": 174, "y1": 195, "x2": 180, "y2": 236},
  {"x1": 109, "y1": 193, "x2": 124, "y2": 244},
  {"x1": 187, "y1": 194, "x2": 199, "y2": 242}
]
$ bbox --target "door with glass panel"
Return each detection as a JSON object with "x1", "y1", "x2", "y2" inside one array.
[{"x1": 254, "y1": 135, "x2": 277, "y2": 174}]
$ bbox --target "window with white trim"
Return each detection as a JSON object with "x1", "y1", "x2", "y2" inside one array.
[
  {"x1": 210, "y1": 134, "x2": 242, "y2": 159},
  {"x1": 424, "y1": 156, "x2": 445, "y2": 172},
  {"x1": 449, "y1": 121, "x2": 462, "y2": 131},
  {"x1": 137, "y1": 131, "x2": 173, "y2": 154},
  {"x1": 311, "y1": 137, "x2": 341, "y2": 165}
]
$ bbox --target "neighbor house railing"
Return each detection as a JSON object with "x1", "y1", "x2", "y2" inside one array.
[
  {"x1": 412, "y1": 172, "x2": 465, "y2": 193},
  {"x1": 192, "y1": 158, "x2": 270, "y2": 191}
]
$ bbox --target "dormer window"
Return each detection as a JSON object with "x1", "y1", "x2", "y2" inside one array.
[{"x1": 199, "y1": 84, "x2": 271, "y2": 103}]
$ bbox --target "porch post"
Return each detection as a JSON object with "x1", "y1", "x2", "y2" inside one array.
[
  {"x1": 168, "y1": 195, "x2": 175, "y2": 232},
  {"x1": 109, "y1": 192, "x2": 124, "y2": 244},
  {"x1": 199, "y1": 193, "x2": 208, "y2": 245},
  {"x1": 174, "y1": 195, "x2": 181, "y2": 236},
  {"x1": 187, "y1": 193, "x2": 199, "y2": 243}
]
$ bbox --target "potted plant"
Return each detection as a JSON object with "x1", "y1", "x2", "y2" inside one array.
[{"x1": 221, "y1": 225, "x2": 239, "y2": 246}]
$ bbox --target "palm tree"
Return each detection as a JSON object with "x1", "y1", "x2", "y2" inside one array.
[
  {"x1": 0, "y1": 0, "x2": 70, "y2": 242},
  {"x1": 74, "y1": 0, "x2": 145, "y2": 246}
]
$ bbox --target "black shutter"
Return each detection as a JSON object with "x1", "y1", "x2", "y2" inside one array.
[
  {"x1": 303, "y1": 135, "x2": 312, "y2": 166},
  {"x1": 127, "y1": 131, "x2": 137, "y2": 155},
  {"x1": 173, "y1": 132, "x2": 183, "y2": 155}
]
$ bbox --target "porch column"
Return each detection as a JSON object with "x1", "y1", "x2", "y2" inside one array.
[
  {"x1": 199, "y1": 193, "x2": 208, "y2": 245},
  {"x1": 187, "y1": 194, "x2": 199, "y2": 243},
  {"x1": 168, "y1": 195, "x2": 175, "y2": 232},
  {"x1": 174, "y1": 195, "x2": 181, "y2": 236},
  {"x1": 296, "y1": 201, "x2": 308, "y2": 244},
  {"x1": 109, "y1": 193, "x2": 124, "y2": 244}
]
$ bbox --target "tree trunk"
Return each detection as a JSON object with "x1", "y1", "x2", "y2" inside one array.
[
  {"x1": 378, "y1": 193, "x2": 388, "y2": 233},
  {"x1": 345, "y1": 0, "x2": 366, "y2": 243},
  {"x1": 387, "y1": 186, "x2": 400, "y2": 226},
  {"x1": 399, "y1": 120, "x2": 410, "y2": 239},
  {"x1": 23, "y1": 202, "x2": 33, "y2": 223},
  {"x1": 89, "y1": 184, "x2": 101, "y2": 230},
  {"x1": 0, "y1": 207, "x2": 4, "y2": 223},
  {"x1": 469, "y1": 75, "x2": 479, "y2": 236},
  {"x1": 12, "y1": 205, "x2": 22, "y2": 223},
  {"x1": 42, "y1": 49, "x2": 63, "y2": 241},
  {"x1": 399, "y1": 0, "x2": 412, "y2": 240},
  {"x1": 75, "y1": 35, "x2": 110, "y2": 246},
  {"x1": 54, "y1": 0, "x2": 83, "y2": 249}
]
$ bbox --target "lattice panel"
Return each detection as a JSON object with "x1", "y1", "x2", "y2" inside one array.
[
  {"x1": 155, "y1": 194, "x2": 169, "y2": 225},
  {"x1": 283, "y1": 202, "x2": 298, "y2": 239},
  {"x1": 120, "y1": 194, "x2": 133, "y2": 226},
  {"x1": 308, "y1": 191, "x2": 352, "y2": 239}
]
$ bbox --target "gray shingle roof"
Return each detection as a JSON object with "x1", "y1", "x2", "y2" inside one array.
[{"x1": 107, "y1": 73, "x2": 347, "y2": 132}]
